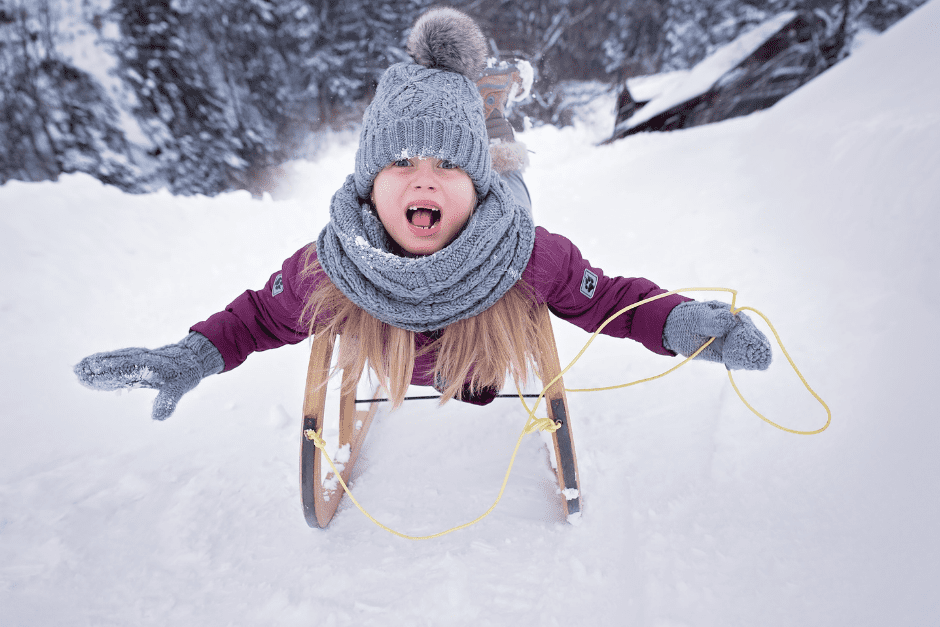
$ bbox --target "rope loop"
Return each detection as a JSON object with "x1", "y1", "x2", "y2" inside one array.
[{"x1": 559, "y1": 287, "x2": 831, "y2": 435}]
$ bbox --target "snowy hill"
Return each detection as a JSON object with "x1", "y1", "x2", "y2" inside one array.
[{"x1": 1, "y1": 1, "x2": 939, "y2": 625}]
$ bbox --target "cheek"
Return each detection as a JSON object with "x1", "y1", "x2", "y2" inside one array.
[
  {"x1": 372, "y1": 177, "x2": 387, "y2": 202},
  {"x1": 452, "y1": 178, "x2": 475, "y2": 210},
  {"x1": 371, "y1": 175, "x2": 394, "y2": 212}
]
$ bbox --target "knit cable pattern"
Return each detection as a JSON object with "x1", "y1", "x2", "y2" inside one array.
[{"x1": 354, "y1": 62, "x2": 491, "y2": 198}]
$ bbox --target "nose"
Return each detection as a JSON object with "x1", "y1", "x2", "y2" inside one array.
[{"x1": 411, "y1": 159, "x2": 438, "y2": 190}]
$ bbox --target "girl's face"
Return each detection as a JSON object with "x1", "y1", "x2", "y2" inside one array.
[{"x1": 372, "y1": 157, "x2": 476, "y2": 256}]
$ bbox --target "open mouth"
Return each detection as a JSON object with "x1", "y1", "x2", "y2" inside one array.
[{"x1": 406, "y1": 205, "x2": 441, "y2": 229}]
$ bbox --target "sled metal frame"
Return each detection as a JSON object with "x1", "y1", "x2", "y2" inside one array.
[{"x1": 299, "y1": 305, "x2": 581, "y2": 529}]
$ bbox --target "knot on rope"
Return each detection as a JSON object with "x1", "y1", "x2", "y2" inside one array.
[
  {"x1": 524, "y1": 416, "x2": 560, "y2": 435},
  {"x1": 304, "y1": 428, "x2": 325, "y2": 447}
]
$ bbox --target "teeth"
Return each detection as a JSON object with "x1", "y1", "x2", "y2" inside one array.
[{"x1": 406, "y1": 205, "x2": 441, "y2": 229}]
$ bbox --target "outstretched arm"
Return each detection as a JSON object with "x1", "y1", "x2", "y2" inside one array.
[
  {"x1": 523, "y1": 227, "x2": 690, "y2": 355},
  {"x1": 523, "y1": 228, "x2": 771, "y2": 369},
  {"x1": 74, "y1": 243, "x2": 320, "y2": 419},
  {"x1": 74, "y1": 332, "x2": 223, "y2": 420}
]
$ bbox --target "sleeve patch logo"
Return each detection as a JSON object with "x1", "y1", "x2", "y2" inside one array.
[
  {"x1": 272, "y1": 273, "x2": 284, "y2": 296},
  {"x1": 579, "y1": 269, "x2": 598, "y2": 299}
]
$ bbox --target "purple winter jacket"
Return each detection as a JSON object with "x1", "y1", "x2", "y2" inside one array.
[{"x1": 191, "y1": 226, "x2": 689, "y2": 402}]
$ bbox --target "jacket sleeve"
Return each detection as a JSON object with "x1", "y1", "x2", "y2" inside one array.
[
  {"x1": 190, "y1": 244, "x2": 320, "y2": 372},
  {"x1": 522, "y1": 227, "x2": 690, "y2": 356}
]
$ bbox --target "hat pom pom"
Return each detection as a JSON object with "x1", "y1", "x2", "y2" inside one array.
[{"x1": 407, "y1": 8, "x2": 487, "y2": 79}]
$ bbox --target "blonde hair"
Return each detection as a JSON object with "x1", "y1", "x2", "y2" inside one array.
[{"x1": 300, "y1": 246, "x2": 548, "y2": 407}]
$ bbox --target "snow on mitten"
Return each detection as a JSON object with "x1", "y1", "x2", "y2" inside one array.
[
  {"x1": 663, "y1": 300, "x2": 772, "y2": 371},
  {"x1": 74, "y1": 332, "x2": 224, "y2": 420}
]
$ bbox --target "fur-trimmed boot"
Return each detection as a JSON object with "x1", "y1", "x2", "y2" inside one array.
[{"x1": 476, "y1": 63, "x2": 529, "y2": 174}]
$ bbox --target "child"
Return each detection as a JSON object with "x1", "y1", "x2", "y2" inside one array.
[{"x1": 75, "y1": 8, "x2": 771, "y2": 421}]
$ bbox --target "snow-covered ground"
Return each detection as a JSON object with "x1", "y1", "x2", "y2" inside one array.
[{"x1": 2, "y1": 1, "x2": 939, "y2": 625}]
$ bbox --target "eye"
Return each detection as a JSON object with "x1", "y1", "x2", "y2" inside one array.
[
  {"x1": 439, "y1": 160, "x2": 458, "y2": 170},
  {"x1": 392, "y1": 158, "x2": 412, "y2": 167}
]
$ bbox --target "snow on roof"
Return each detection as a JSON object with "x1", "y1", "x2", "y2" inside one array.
[
  {"x1": 625, "y1": 70, "x2": 691, "y2": 103},
  {"x1": 618, "y1": 11, "x2": 798, "y2": 132}
]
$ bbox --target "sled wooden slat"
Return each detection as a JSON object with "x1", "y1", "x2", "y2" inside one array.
[
  {"x1": 299, "y1": 333, "x2": 380, "y2": 528},
  {"x1": 534, "y1": 305, "x2": 582, "y2": 520}
]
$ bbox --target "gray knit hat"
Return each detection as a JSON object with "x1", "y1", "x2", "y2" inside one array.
[{"x1": 354, "y1": 8, "x2": 491, "y2": 199}]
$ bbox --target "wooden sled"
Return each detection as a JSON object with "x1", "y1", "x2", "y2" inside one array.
[{"x1": 299, "y1": 305, "x2": 581, "y2": 529}]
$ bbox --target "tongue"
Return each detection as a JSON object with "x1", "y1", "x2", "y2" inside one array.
[{"x1": 411, "y1": 208, "x2": 435, "y2": 228}]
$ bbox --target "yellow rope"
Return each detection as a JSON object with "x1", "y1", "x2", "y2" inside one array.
[
  {"x1": 306, "y1": 287, "x2": 830, "y2": 538},
  {"x1": 559, "y1": 287, "x2": 831, "y2": 435}
]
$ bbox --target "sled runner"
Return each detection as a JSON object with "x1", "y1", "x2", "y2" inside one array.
[
  {"x1": 299, "y1": 304, "x2": 581, "y2": 529},
  {"x1": 298, "y1": 332, "x2": 381, "y2": 528}
]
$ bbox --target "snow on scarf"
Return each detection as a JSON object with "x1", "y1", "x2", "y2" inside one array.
[{"x1": 316, "y1": 171, "x2": 535, "y2": 332}]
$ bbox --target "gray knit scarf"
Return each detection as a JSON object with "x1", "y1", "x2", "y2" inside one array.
[{"x1": 316, "y1": 171, "x2": 535, "y2": 332}]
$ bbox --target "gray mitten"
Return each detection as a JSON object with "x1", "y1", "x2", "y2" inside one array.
[
  {"x1": 74, "y1": 332, "x2": 224, "y2": 420},
  {"x1": 663, "y1": 300, "x2": 772, "y2": 370}
]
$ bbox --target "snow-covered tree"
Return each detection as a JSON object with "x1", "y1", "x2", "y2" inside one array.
[
  {"x1": 0, "y1": 0, "x2": 137, "y2": 188},
  {"x1": 1, "y1": 0, "x2": 930, "y2": 195}
]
